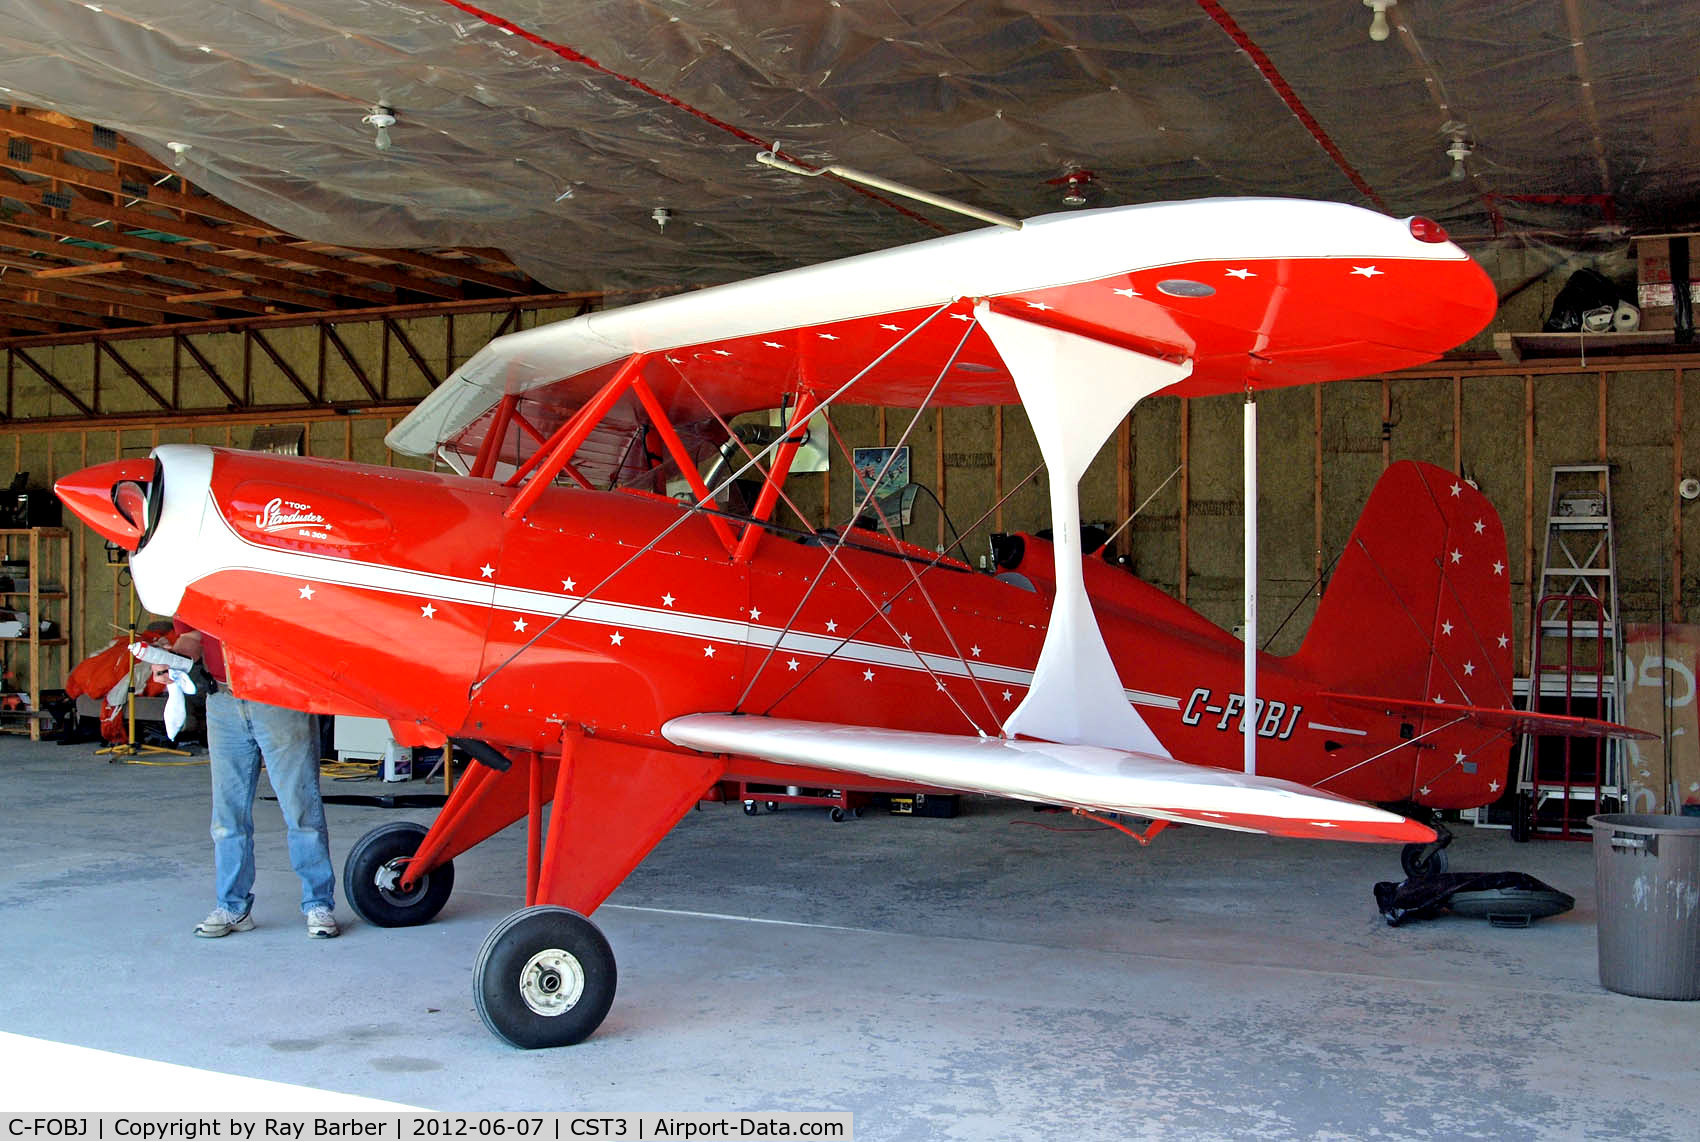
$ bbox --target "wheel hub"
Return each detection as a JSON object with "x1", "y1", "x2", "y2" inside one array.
[
  {"x1": 376, "y1": 857, "x2": 427, "y2": 906},
  {"x1": 518, "y1": 947, "x2": 584, "y2": 1016}
]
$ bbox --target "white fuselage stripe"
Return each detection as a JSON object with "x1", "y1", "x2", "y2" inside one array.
[
  {"x1": 178, "y1": 492, "x2": 1183, "y2": 707},
  {"x1": 1306, "y1": 722, "x2": 1369, "y2": 737}
]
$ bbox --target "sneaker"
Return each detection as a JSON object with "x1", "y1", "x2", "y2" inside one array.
[
  {"x1": 194, "y1": 906, "x2": 253, "y2": 938},
  {"x1": 306, "y1": 907, "x2": 340, "y2": 939}
]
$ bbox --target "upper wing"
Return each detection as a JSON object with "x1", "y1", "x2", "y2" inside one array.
[
  {"x1": 388, "y1": 198, "x2": 1494, "y2": 474},
  {"x1": 663, "y1": 714, "x2": 1435, "y2": 844}
]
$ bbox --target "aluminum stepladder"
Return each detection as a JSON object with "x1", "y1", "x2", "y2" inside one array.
[{"x1": 1514, "y1": 463, "x2": 1625, "y2": 839}]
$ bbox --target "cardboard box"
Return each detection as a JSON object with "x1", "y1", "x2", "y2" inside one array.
[{"x1": 1636, "y1": 236, "x2": 1700, "y2": 330}]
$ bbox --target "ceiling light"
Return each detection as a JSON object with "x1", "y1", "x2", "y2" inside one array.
[
  {"x1": 1062, "y1": 174, "x2": 1089, "y2": 207},
  {"x1": 363, "y1": 104, "x2": 397, "y2": 152},
  {"x1": 166, "y1": 141, "x2": 191, "y2": 167},
  {"x1": 1446, "y1": 135, "x2": 1473, "y2": 181},
  {"x1": 1364, "y1": 0, "x2": 1396, "y2": 42},
  {"x1": 652, "y1": 206, "x2": 671, "y2": 231}
]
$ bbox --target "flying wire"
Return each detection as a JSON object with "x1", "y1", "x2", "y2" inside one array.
[
  {"x1": 727, "y1": 317, "x2": 993, "y2": 733},
  {"x1": 468, "y1": 300, "x2": 959, "y2": 695},
  {"x1": 756, "y1": 463, "x2": 1045, "y2": 717},
  {"x1": 1099, "y1": 463, "x2": 1184, "y2": 552}
]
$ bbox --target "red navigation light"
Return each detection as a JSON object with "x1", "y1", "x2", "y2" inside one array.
[{"x1": 1408, "y1": 216, "x2": 1449, "y2": 244}]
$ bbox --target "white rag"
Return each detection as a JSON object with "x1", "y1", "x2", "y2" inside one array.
[{"x1": 129, "y1": 642, "x2": 197, "y2": 739}]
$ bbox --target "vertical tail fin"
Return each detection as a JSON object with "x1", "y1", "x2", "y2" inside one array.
[{"x1": 1290, "y1": 462, "x2": 1516, "y2": 806}]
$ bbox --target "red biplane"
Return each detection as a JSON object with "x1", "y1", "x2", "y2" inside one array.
[{"x1": 56, "y1": 197, "x2": 1646, "y2": 1048}]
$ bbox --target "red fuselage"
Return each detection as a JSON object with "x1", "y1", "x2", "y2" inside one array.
[{"x1": 130, "y1": 447, "x2": 1506, "y2": 811}]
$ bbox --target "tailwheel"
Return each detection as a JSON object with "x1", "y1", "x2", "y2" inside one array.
[
  {"x1": 1400, "y1": 818, "x2": 1454, "y2": 878},
  {"x1": 474, "y1": 907, "x2": 617, "y2": 1049},
  {"x1": 343, "y1": 821, "x2": 455, "y2": 927}
]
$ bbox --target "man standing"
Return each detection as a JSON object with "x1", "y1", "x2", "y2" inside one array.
[{"x1": 160, "y1": 625, "x2": 339, "y2": 939}]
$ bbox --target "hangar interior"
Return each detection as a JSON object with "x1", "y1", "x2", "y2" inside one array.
[{"x1": 0, "y1": 0, "x2": 1697, "y2": 1132}]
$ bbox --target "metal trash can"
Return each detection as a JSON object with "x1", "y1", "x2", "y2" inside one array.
[{"x1": 1589, "y1": 814, "x2": 1700, "y2": 1000}]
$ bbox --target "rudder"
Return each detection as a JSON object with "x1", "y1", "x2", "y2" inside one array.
[{"x1": 1291, "y1": 462, "x2": 1516, "y2": 807}]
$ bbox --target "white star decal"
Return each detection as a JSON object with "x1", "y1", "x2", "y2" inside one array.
[
  {"x1": 1493, "y1": 561, "x2": 1505, "y2": 576},
  {"x1": 936, "y1": 679, "x2": 947, "y2": 691},
  {"x1": 879, "y1": 323, "x2": 903, "y2": 332},
  {"x1": 1225, "y1": 268, "x2": 1256, "y2": 279},
  {"x1": 762, "y1": 340, "x2": 784, "y2": 349},
  {"x1": 513, "y1": 618, "x2": 528, "y2": 633},
  {"x1": 1473, "y1": 519, "x2": 1486, "y2": 535},
  {"x1": 1350, "y1": 266, "x2": 1384, "y2": 278},
  {"x1": 1463, "y1": 661, "x2": 1476, "y2": 675},
  {"x1": 862, "y1": 668, "x2": 875, "y2": 682},
  {"x1": 1419, "y1": 786, "x2": 1432, "y2": 797},
  {"x1": 1455, "y1": 750, "x2": 1468, "y2": 763},
  {"x1": 818, "y1": 332, "x2": 839, "y2": 341},
  {"x1": 1497, "y1": 634, "x2": 1509, "y2": 649},
  {"x1": 479, "y1": 563, "x2": 495, "y2": 578},
  {"x1": 1450, "y1": 549, "x2": 1463, "y2": 563},
  {"x1": 609, "y1": 631, "x2": 624, "y2": 646},
  {"x1": 703, "y1": 645, "x2": 716, "y2": 658},
  {"x1": 1441, "y1": 620, "x2": 1454, "y2": 636},
  {"x1": 900, "y1": 632, "x2": 912, "y2": 644},
  {"x1": 1489, "y1": 780, "x2": 1501, "y2": 793},
  {"x1": 420, "y1": 603, "x2": 436, "y2": 619},
  {"x1": 1433, "y1": 695, "x2": 1445, "y2": 704},
  {"x1": 825, "y1": 620, "x2": 837, "y2": 633},
  {"x1": 298, "y1": 584, "x2": 315, "y2": 600},
  {"x1": 749, "y1": 607, "x2": 762, "y2": 621},
  {"x1": 1113, "y1": 287, "x2": 1141, "y2": 298},
  {"x1": 713, "y1": 349, "x2": 732, "y2": 357},
  {"x1": 786, "y1": 658, "x2": 800, "y2": 671},
  {"x1": 661, "y1": 592, "x2": 675, "y2": 607},
  {"x1": 1449, "y1": 483, "x2": 1462, "y2": 497},
  {"x1": 1024, "y1": 300, "x2": 1052, "y2": 311},
  {"x1": 970, "y1": 645, "x2": 982, "y2": 657},
  {"x1": 1002, "y1": 689, "x2": 1014, "y2": 701},
  {"x1": 1312, "y1": 821, "x2": 1339, "y2": 829},
  {"x1": 562, "y1": 577, "x2": 576, "y2": 592},
  {"x1": 949, "y1": 312, "x2": 974, "y2": 322}
]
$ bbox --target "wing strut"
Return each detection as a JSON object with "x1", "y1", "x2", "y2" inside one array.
[
  {"x1": 1243, "y1": 389, "x2": 1257, "y2": 775},
  {"x1": 975, "y1": 301, "x2": 1192, "y2": 754}
]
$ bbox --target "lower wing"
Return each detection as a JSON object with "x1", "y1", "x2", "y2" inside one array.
[{"x1": 663, "y1": 714, "x2": 1434, "y2": 844}]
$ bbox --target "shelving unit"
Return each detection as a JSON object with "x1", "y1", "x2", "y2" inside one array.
[{"x1": 0, "y1": 527, "x2": 71, "y2": 740}]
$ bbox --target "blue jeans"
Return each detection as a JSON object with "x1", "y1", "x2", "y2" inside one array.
[{"x1": 206, "y1": 690, "x2": 334, "y2": 915}]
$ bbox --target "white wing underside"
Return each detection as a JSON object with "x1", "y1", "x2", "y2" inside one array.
[{"x1": 663, "y1": 715, "x2": 1432, "y2": 844}]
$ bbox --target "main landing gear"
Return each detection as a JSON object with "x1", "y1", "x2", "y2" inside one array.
[
  {"x1": 342, "y1": 733, "x2": 721, "y2": 1049},
  {"x1": 344, "y1": 821, "x2": 456, "y2": 927},
  {"x1": 473, "y1": 907, "x2": 618, "y2": 1049}
]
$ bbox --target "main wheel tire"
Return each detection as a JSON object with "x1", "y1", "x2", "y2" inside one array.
[
  {"x1": 474, "y1": 907, "x2": 617, "y2": 1049},
  {"x1": 1400, "y1": 842, "x2": 1450, "y2": 878},
  {"x1": 343, "y1": 821, "x2": 455, "y2": 928}
]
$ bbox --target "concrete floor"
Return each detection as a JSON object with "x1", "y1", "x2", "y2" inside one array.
[{"x1": 0, "y1": 735, "x2": 1695, "y2": 1138}]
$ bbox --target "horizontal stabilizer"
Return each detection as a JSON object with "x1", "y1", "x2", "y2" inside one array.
[
  {"x1": 664, "y1": 714, "x2": 1434, "y2": 844},
  {"x1": 1322, "y1": 692, "x2": 1657, "y2": 741}
]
